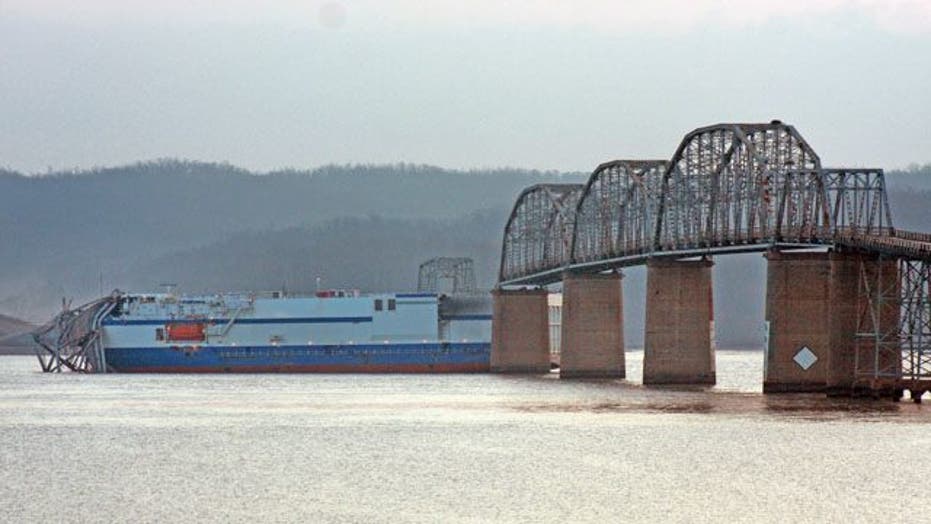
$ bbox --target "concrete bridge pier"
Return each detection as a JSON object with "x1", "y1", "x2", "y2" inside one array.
[
  {"x1": 490, "y1": 288, "x2": 551, "y2": 373},
  {"x1": 559, "y1": 272, "x2": 624, "y2": 379},
  {"x1": 763, "y1": 250, "x2": 830, "y2": 393},
  {"x1": 826, "y1": 252, "x2": 901, "y2": 397},
  {"x1": 643, "y1": 258, "x2": 715, "y2": 385}
]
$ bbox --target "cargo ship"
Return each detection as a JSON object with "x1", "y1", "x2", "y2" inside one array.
[{"x1": 33, "y1": 289, "x2": 492, "y2": 373}]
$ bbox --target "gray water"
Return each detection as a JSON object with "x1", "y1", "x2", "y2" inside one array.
[{"x1": 2, "y1": 350, "x2": 930, "y2": 523}]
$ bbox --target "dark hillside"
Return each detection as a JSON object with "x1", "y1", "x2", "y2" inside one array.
[
  {"x1": 0, "y1": 313, "x2": 32, "y2": 338},
  {"x1": 0, "y1": 313, "x2": 34, "y2": 355}
]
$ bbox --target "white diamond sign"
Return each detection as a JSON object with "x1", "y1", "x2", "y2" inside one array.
[{"x1": 794, "y1": 346, "x2": 818, "y2": 370}]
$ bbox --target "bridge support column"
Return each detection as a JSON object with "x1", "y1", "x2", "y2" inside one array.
[
  {"x1": 643, "y1": 258, "x2": 715, "y2": 385},
  {"x1": 490, "y1": 288, "x2": 551, "y2": 373},
  {"x1": 559, "y1": 272, "x2": 624, "y2": 379},
  {"x1": 826, "y1": 252, "x2": 901, "y2": 397},
  {"x1": 763, "y1": 250, "x2": 830, "y2": 393}
]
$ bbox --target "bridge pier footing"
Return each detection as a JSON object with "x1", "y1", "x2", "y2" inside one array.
[
  {"x1": 763, "y1": 250, "x2": 830, "y2": 393},
  {"x1": 490, "y1": 288, "x2": 551, "y2": 374},
  {"x1": 643, "y1": 258, "x2": 715, "y2": 385},
  {"x1": 826, "y1": 252, "x2": 901, "y2": 397},
  {"x1": 559, "y1": 272, "x2": 624, "y2": 379}
]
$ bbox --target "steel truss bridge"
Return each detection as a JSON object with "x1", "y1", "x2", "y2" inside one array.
[{"x1": 498, "y1": 121, "x2": 931, "y2": 391}]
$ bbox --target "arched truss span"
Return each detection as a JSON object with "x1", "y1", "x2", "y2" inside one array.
[
  {"x1": 653, "y1": 123, "x2": 821, "y2": 250},
  {"x1": 498, "y1": 121, "x2": 931, "y2": 288},
  {"x1": 571, "y1": 160, "x2": 668, "y2": 263},
  {"x1": 499, "y1": 184, "x2": 583, "y2": 282}
]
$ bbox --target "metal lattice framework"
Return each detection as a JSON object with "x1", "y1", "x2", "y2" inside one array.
[
  {"x1": 772, "y1": 169, "x2": 830, "y2": 243},
  {"x1": 496, "y1": 120, "x2": 931, "y2": 396},
  {"x1": 900, "y1": 260, "x2": 931, "y2": 383},
  {"x1": 32, "y1": 293, "x2": 118, "y2": 373},
  {"x1": 498, "y1": 122, "x2": 929, "y2": 286},
  {"x1": 571, "y1": 160, "x2": 667, "y2": 264},
  {"x1": 655, "y1": 123, "x2": 821, "y2": 250},
  {"x1": 417, "y1": 257, "x2": 477, "y2": 294},
  {"x1": 853, "y1": 256, "x2": 902, "y2": 383},
  {"x1": 852, "y1": 257, "x2": 931, "y2": 397},
  {"x1": 499, "y1": 184, "x2": 583, "y2": 282},
  {"x1": 823, "y1": 168, "x2": 894, "y2": 236}
]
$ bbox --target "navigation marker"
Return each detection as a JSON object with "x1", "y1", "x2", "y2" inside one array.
[{"x1": 793, "y1": 346, "x2": 818, "y2": 370}]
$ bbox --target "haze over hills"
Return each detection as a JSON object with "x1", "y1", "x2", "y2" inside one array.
[
  {"x1": 0, "y1": 313, "x2": 32, "y2": 337},
  {"x1": 0, "y1": 160, "x2": 578, "y2": 318},
  {"x1": 0, "y1": 313, "x2": 34, "y2": 355},
  {"x1": 1, "y1": 160, "x2": 929, "y2": 349}
]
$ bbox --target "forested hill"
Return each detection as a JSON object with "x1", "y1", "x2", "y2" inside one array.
[
  {"x1": 0, "y1": 160, "x2": 579, "y2": 320},
  {"x1": 0, "y1": 160, "x2": 572, "y2": 279},
  {"x1": 885, "y1": 164, "x2": 931, "y2": 192},
  {"x1": 1, "y1": 160, "x2": 928, "y2": 349}
]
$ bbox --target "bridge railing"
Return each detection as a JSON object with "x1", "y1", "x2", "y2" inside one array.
[
  {"x1": 836, "y1": 231, "x2": 931, "y2": 260},
  {"x1": 893, "y1": 230, "x2": 931, "y2": 243}
]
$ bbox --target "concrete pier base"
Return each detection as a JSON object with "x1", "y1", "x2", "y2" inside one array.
[
  {"x1": 643, "y1": 258, "x2": 716, "y2": 385},
  {"x1": 490, "y1": 288, "x2": 551, "y2": 374},
  {"x1": 826, "y1": 252, "x2": 901, "y2": 397},
  {"x1": 559, "y1": 272, "x2": 624, "y2": 379},
  {"x1": 763, "y1": 250, "x2": 830, "y2": 393}
]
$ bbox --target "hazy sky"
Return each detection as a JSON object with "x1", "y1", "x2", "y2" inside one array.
[{"x1": 1, "y1": 1, "x2": 930, "y2": 173}]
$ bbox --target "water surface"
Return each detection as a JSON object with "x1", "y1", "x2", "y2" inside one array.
[{"x1": 2, "y1": 350, "x2": 928, "y2": 523}]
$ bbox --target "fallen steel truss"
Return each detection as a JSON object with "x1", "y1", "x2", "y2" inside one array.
[{"x1": 32, "y1": 293, "x2": 118, "y2": 373}]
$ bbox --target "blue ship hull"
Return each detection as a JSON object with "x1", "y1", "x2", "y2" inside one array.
[{"x1": 106, "y1": 342, "x2": 491, "y2": 373}]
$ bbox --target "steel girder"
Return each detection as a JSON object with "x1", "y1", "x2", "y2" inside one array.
[
  {"x1": 900, "y1": 260, "x2": 931, "y2": 383},
  {"x1": 653, "y1": 123, "x2": 821, "y2": 251},
  {"x1": 571, "y1": 160, "x2": 667, "y2": 263},
  {"x1": 853, "y1": 256, "x2": 902, "y2": 383},
  {"x1": 852, "y1": 258, "x2": 931, "y2": 395},
  {"x1": 822, "y1": 168, "x2": 894, "y2": 237},
  {"x1": 498, "y1": 184, "x2": 583, "y2": 282}
]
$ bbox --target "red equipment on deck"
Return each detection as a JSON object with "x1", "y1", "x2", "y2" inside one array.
[{"x1": 166, "y1": 322, "x2": 206, "y2": 342}]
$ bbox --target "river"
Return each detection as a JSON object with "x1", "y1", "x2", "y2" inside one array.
[{"x1": 2, "y1": 350, "x2": 928, "y2": 523}]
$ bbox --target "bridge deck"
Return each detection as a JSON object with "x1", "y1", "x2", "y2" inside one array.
[
  {"x1": 837, "y1": 231, "x2": 931, "y2": 261},
  {"x1": 499, "y1": 230, "x2": 931, "y2": 288}
]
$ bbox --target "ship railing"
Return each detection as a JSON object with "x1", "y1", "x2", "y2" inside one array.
[{"x1": 210, "y1": 305, "x2": 250, "y2": 339}]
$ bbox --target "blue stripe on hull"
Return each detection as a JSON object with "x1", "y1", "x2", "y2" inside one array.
[
  {"x1": 102, "y1": 316, "x2": 373, "y2": 326},
  {"x1": 105, "y1": 342, "x2": 490, "y2": 373}
]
